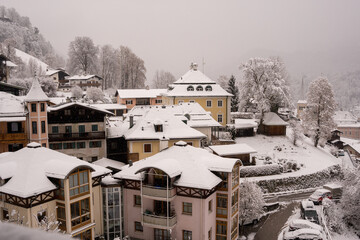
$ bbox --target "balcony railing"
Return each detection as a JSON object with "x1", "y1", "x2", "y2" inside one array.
[
  {"x1": 0, "y1": 132, "x2": 26, "y2": 141},
  {"x1": 48, "y1": 131, "x2": 105, "y2": 141},
  {"x1": 142, "y1": 185, "x2": 176, "y2": 200},
  {"x1": 143, "y1": 212, "x2": 177, "y2": 229}
]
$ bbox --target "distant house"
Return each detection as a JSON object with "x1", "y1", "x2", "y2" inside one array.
[
  {"x1": 45, "y1": 68, "x2": 70, "y2": 89},
  {"x1": 68, "y1": 74, "x2": 103, "y2": 91},
  {"x1": 229, "y1": 118, "x2": 258, "y2": 137},
  {"x1": 333, "y1": 111, "x2": 360, "y2": 140},
  {"x1": 209, "y1": 143, "x2": 257, "y2": 165},
  {"x1": 344, "y1": 142, "x2": 360, "y2": 158},
  {"x1": 0, "y1": 81, "x2": 25, "y2": 96},
  {"x1": 90, "y1": 103, "x2": 128, "y2": 117},
  {"x1": 259, "y1": 112, "x2": 288, "y2": 136},
  {"x1": 296, "y1": 100, "x2": 307, "y2": 119},
  {"x1": 0, "y1": 54, "x2": 17, "y2": 83},
  {"x1": 115, "y1": 88, "x2": 166, "y2": 110}
]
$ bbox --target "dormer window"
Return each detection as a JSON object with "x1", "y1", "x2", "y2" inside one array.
[
  {"x1": 196, "y1": 86, "x2": 203, "y2": 91},
  {"x1": 154, "y1": 124, "x2": 163, "y2": 132},
  {"x1": 205, "y1": 85, "x2": 212, "y2": 91},
  {"x1": 187, "y1": 86, "x2": 194, "y2": 91}
]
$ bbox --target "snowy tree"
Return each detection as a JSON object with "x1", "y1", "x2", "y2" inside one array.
[
  {"x1": 117, "y1": 46, "x2": 146, "y2": 89},
  {"x1": 71, "y1": 85, "x2": 83, "y2": 99},
  {"x1": 86, "y1": 87, "x2": 104, "y2": 102},
  {"x1": 152, "y1": 70, "x2": 176, "y2": 88},
  {"x1": 302, "y1": 76, "x2": 336, "y2": 147},
  {"x1": 289, "y1": 119, "x2": 303, "y2": 146},
  {"x1": 99, "y1": 44, "x2": 119, "y2": 90},
  {"x1": 217, "y1": 75, "x2": 229, "y2": 90},
  {"x1": 67, "y1": 36, "x2": 99, "y2": 75},
  {"x1": 240, "y1": 57, "x2": 291, "y2": 119},
  {"x1": 8, "y1": 77, "x2": 33, "y2": 94},
  {"x1": 227, "y1": 75, "x2": 240, "y2": 112},
  {"x1": 39, "y1": 77, "x2": 57, "y2": 97},
  {"x1": 239, "y1": 180, "x2": 265, "y2": 234}
]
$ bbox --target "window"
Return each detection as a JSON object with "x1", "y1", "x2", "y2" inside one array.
[
  {"x1": 91, "y1": 156, "x2": 98, "y2": 162},
  {"x1": 178, "y1": 100, "x2": 184, "y2": 104},
  {"x1": 89, "y1": 141, "x2": 101, "y2": 148},
  {"x1": 218, "y1": 114, "x2": 223, "y2": 123},
  {"x1": 40, "y1": 103, "x2": 45, "y2": 112},
  {"x1": 64, "y1": 109, "x2": 71, "y2": 116},
  {"x1": 208, "y1": 228, "x2": 212, "y2": 240},
  {"x1": 216, "y1": 194, "x2": 228, "y2": 218},
  {"x1": 41, "y1": 121, "x2": 46, "y2": 133},
  {"x1": 37, "y1": 209, "x2": 46, "y2": 223},
  {"x1": 189, "y1": 100, "x2": 195, "y2": 103},
  {"x1": 69, "y1": 169, "x2": 89, "y2": 197},
  {"x1": 2, "y1": 208, "x2": 9, "y2": 220},
  {"x1": 206, "y1": 100, "x2": 212, "y2": 107},
  {"x1": 32, "y1": 121, "x2": 37, "y2": 134},
  {"x1": 8, "y1": 144, "x2": 23, "y2": 152},
  {"x1": 134, "y1": 195, "x2": 141, "y2": 206},
  {"x1": 218, "y1": 100, "x2": 223, "y2": 107},
  {"x1": 77, "y1": 142, "x2": 86, "y2": 149},
  {"x1": 182, "y1": 202, "x2": 192, "y2": 215},
  {"x1": 183, "y1": 230, "x2": 192, "y2": 240},
  {"x1": 65, "y1": 126, "x2": 72, "y2": 134},
  {"x1": 232, "y1": 164, "x2": 239, "y2": 188},
  {"x1": 196, "y1": 86, "x2": 203, "y2": 91},
  {"x1": 154, "y1": 229, "x2": 171, "y2": 240},
  {"x1": 31, "y1": 103, "x2": 36, "y2": 112},
  {"x1": 154, "y1": 124, "x2": 163, "y2": 132},
  {"x1": 79, "y1": 125, "x2": 85, "y2": 133},
  {"x1": 55, "y1": 179, "x2": 64, "y2": 199},
  {"x1": 126, "y1": 100, "x2": 133, "y2": 105},
  {"x1": 155, "y1": 99, "x2": 162, "y2": 104},
  {"x1": 135, "y1": 221, "x2": 143, "y2": 232},
  {"x1": 209, "y1": 200, "x2": 213, "y2": 213},
  {"x1": 42, "y1": 143, "x2": 46, "y2": 147},
  {"x1": 52, "y1": 126, "x2": 59, "y2": 133},
  {"x1": 63, "y1": 142, "x2": 76, "y2": 149},
  {"x1": 216, "y1": 220, "x2": 227, "y2": 240},
  {"x1": 56, "y1": 203, "x2": 66, "y2": 231},
  {"x1": 205, "y1": 85, "x2": 212, "y2": 91},
  {"x1": 187, "y1": 86, "x2": 194, "y2": 91},
  {"x1": 7, "y1": 122, "x2": 22, "y2": 133},
  {"x1": 218, "y1": 172, "x2": 228, "y2": 190},
  {"x1": 144, "y1": 143, "x2": 152, "y2": 153},
  {"x1": 50, "y1": 143, "x2": 62, "y2": 150},
  {"x1": 92, "y1": 124, "x2": 98, "y2": 131},
  {"x1": 70, "y1": 198, "x2": 91, "y2": 228},
  {"x1": 231, "y1": 216, "x2": 238, "y2": 240}
]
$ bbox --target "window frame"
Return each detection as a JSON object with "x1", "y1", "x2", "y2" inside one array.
[
  {"x1": 69, "y1": 169, "x2": 90, "y2": 199},
  {"x1": 125, "y1": 100, "x2": 133, "y2": 105},
  {"x1": 40, "y1": 103, "x2": 45, "y2": 112},
  {"x1": 218, "y1": 100, "x2": 223, "y2": 107},
  {"x1": 41, "y1": 121, "x2": 46, "y2": 133},
  {"x1": 134, "y1": 195, "x2": 141, "y2": 207},
  {"x1": 216, "y1": 193, "x2": 228, "y2": 218},
  {"x1": 31, "y1": 103, "x2": 37, "y2": 112},
  {"x1": 144, "y1": 143, "x2": 152, "y2": 153},
  {"x1": 52, "y1": 126, "x2": 59, "y2": 133},
  {"x1": 135, "y1": 221, "x2": 143, "y2": 232},
  {"x1": 91, "y1": 124, "x2": 98, "y2": 132},
  {"x1": 218, "y1": 114, "x2": 223, "y2": 123},
  {"x1": 32, "y1": 121, "x2": 37, "y2": 134},
  {"x1": 89, "y1": 141, "x2": 101, "y2": 148},
  {"x1": 182, "y1": 202, "x2": 192, "y2": 215},
  {"x1": 206, "y1": 100, "x2": 212, "y2": 108},
  {"x1": 70, "y1": 197, "x2": 91, "y2": 230},
  {"x1": 183, "y1": 230, "x2": 192, "y2": 240}
]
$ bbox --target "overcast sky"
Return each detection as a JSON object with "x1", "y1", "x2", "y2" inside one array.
[{"x1": 1, "y1": 0, "x2": 360, "y2": 84}]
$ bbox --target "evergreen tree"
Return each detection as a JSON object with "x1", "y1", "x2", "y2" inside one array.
[{"x1": 227, "y1": 75, "x2": 239, "y2": 112}]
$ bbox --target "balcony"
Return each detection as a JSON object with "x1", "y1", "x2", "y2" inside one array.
[
  {"x1": 48, "y1": 131, "x2": 105, "y2": 142},
  {"x1": 143, "y1": 212, "x2": 177, "y2": 229},
  {"x1": 0, "y1": 132, "x2": 26, "y2": 141},
  {"x1": 142, "y1": 185, "x2": 176, "y2": 200}
]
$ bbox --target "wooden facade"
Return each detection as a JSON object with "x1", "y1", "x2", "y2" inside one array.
[
  {"x1": 260, "y1": 124, "x2": 287, "y2": 136},
  {"x1": 0, "y1": 121, "x2": 27, "y2": 153}
]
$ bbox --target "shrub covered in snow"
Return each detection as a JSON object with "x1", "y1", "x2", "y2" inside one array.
[
  {"x1": 240, "y1": 164, "x2": 282, "y2": 177},
  {"x1": 323, "y1": 198, "x2": 346, "y2": 234}
]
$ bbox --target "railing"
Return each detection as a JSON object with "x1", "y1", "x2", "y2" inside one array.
[
  {"x1": 142, "y1": 212, "x2": 177, "y2": 228},
  {"x1": 48, "y1": 131, "x2": 105, "y2": 141},
  {"x1": 142, "y1": 185, "x2": 176, "y2": 199},
  {"x1": 0, "y1": 133, "x2": 26, "y2": 141}
]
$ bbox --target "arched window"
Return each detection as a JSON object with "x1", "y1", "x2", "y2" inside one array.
[
  {"x1": 187, "y1": 86, "x2": 194, "y2": 91},
  {"x1": 196, "y1": 86, "x2": 203, "y2": 91},
  {"x1": 205, "y1": 85, "x2": 212, "y2": 91}
]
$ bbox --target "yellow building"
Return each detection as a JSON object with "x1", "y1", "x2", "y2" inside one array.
[
  {"x1": 0, "y1": 142, "x2": 111, "y2": 240},
  {"x1": 163, "y1": 63, "x2": 232, "y2": 126}
]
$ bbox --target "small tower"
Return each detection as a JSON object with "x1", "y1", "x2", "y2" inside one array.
[{"x1": 24, "y1": 77, "x2": 50, "y2": 147}]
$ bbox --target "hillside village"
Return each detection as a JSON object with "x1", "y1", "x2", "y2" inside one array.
[{"x1": 0, "y1": 4, "x2": 360, "y2": 240}]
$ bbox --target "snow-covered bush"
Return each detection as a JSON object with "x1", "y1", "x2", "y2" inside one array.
[
  {"x1": 227, "y1": 126, "x2": 237, "y2": 140},
  {"x1": 240, "y1": 164, "x2": 282, "y2": 177},
  {"x1": 86, "y1": 87, "x2": 104, "y2": 102},
  {"x1": 289, "y1": 119, "x2": 303, "y2": 146},
  {"x1": 323, "y1": 198, "x2": 346, "y2": 234},
  {"x1": 329, "y1": 145, "x2": 338, "y2": 156},
  {"x1": 71, "y1": 85, "x2": 83, "y2": 99},
  {"x1": 278, "y1": 159, "x2": 299, "y2": 173}
]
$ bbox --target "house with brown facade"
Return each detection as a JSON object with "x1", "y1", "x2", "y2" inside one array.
[{"x1": 115, "y1": 88, "x2": 167, "y2": 110}]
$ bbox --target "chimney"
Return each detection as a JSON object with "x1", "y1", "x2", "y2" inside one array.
[
  {"x1": 129, "y1": 114, "x2": 134, "y2": 128},
  {"x1": 129, "y1": 160, "x2": 133, "y2": 167},
  {"x1": 190, "y1": 62, "x2": 198, "y2": 71}
]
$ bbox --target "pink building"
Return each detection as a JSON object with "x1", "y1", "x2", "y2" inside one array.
[
  {"x1": 114, "y1": 141, "x2": 240, "y2": 240},
  {"x1": 115, "y1": 89, "x2": 167, "y2": 110}
]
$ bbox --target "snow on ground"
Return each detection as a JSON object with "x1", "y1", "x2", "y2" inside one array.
[
  {"x1": 236, "y1": 133, "x2": 341, "y2": 181},
  {"x1": 332, "y1": 230, "x2": 359, "y2": 240},
  {"x1": 15, "y1": 48, "x2": 49, "y2": 73}
]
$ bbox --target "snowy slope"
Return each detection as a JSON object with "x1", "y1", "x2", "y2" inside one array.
[{"x1": 15, "y1": 48, "x2": 49, "y2": 73}]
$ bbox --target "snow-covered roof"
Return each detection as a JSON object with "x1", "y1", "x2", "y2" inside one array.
[
  {"x1": 5, "y1": 60, "x2": 17, "y2": 67},
  {"x1": 114, "y1": 142, "x2": 240, "y2": 190},
  {"x1": 262, "y1": 112, "x2": 288, "y2": 126},
  {"x1": 174, "y1": 68, "x2": 216, "y2": 84},
  {"x1": 101, "y1": 175, "x2": 121, "y2": 186},
  {"x1": 123, "y1": 107, "x2": 206, "y2": 140},
  {"x1": 24, "y1": 78, "x2": 49, "y2": 102},
  {"x1": 127, "y1": 103, "x2": 221, "y2": 128},
  {"x1": 297, "y1": 100, "x2": 307, "y2": 104},
  {"x1": 0, "y1": 142, "x2": 110, "y2": 198},
  {"x1": 233, "y1": 118, "x2": 258, "y2": 129},
  {"x1": 48, "y1": 102, "x2": 113, "y2": 115},
  {"x1": 334, "y1": 111, "x2": 357, "y2": 125},
  {"x1": 15, "y1": 48, "x2": 48, "y2": 73},
  {"x1": 209, "y1": 143, "x2": 257, "y2": 156},
  {"x1": 165, "y1": 84, "x2": 232, "y2": 97},
  {"x1": 0, "y1": 92, "x2": 27, "y2": 118},
  {"x1": 90, "y1": 103, "x2": 127, "y2": 110},
  {"x1": 344, "y1": 141, "x2": 360, "y2": 154},
  {"x1": 45, "y1": 69, "x2": 69, "y2": 77},
  {"x1": 93, "y1": 157, "x2": 126, "y2": 171},
  {"x1": 68, "y1": 74, "x2": 102, "y2": 80},
  {"x1": 115, "y1": 89, "x2": 167, "y2": 99}
]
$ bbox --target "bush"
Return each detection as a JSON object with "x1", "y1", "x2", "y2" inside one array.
[{"x1": 240, "y1": 164, "x2": 282, "y2": 178}]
